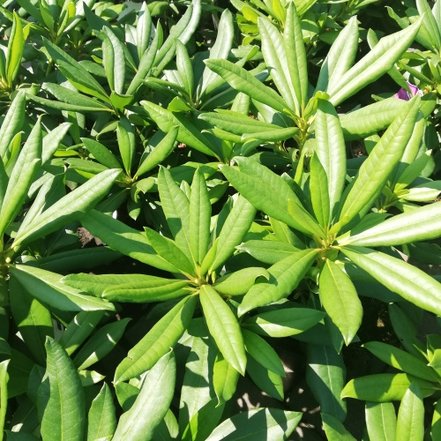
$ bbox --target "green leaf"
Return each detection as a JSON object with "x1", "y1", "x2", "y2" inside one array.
[
  {"x1": 64, "y1": 273, "x2": 190, "y2": 303},
  {"x1": 136, "y1": 128, "x2": 177, "y2": 177},
  {"x1": 395, "y1": 385, "x2": 424, "y2": 441},
  {"x1": 40, "y1": 337, "x2": 86, "y2": 441},
  {"x1": 319, "y1": 260, "x2": 362, "y2": 345},
  {"x1": 214, "y1": 267, "x2": 269, "y2": 296},
  {"x1": 102, "y1": 26, "x2": 125, "y2": 94},
  {"x1": 117, "y1": 117, "x2": 135, "y2": 175},
  {"x1": 316, "y1": 16, "x2": 358, "y2": 92},
  {"x1": 344, "y1": 202, "x2": 441, "y2": 247},
  {"x1": 244, "y1": 306, "x2": 325, "y2": 337},
  {"x1": 315, "y1": 100, "x2": 346, "y2": 213},
  {"x1": 200, "y1": 285, "x2": 246, "y2": 375},
  {"x1": 43, "y1": 37, "x2": 109, "y2": 102},
  {"x1": 337, "y1": 98, "x2": 419, "y2": 230},
  {"x1": 306, "y1": 344, "x2": 347, "y2": 422},
  {"x1": 82, "y1": 138, "x2": 121, "y2": 169},
  {"x1": 213, "y1": 353, "x2": 239, "y2": 404},
  {"x1": 0, "y1": 119, "x2": 41, "y2": 238},
  {"x1": 341, "y1": 373, "x2": 434, "y2": 402},
  {"x1": 0, "y1": 360, "x2": 9, "y2": 438},
  {"x1": 112, "y1": 351, "x2": 176, "y2": 441},
  {"x1": 284, "y1": 2, "x2": 308, "y2": 112},
  {"x1": 246, "y1": 356, "x2": 284, "y2": 401},
  {"x1": 204, "y1": 59, "x2": 288, "y2": 113},
  {"x1": 431, "y1": 400, "x2": 441, "y2": 441},
  {"x1": 9, "y1": 277, "x2": 52, "y2": 365},
  {"x1": 73, "y1": 318, "x2": 131, "y2": 370},
  {"x1": 10, "y1": 265, "x2": 115, "y2": 312},
  {"x1": 322, "y1": 413, "x2": 356, "y2": 441},
  {"x1": 200, "y1": 9, "x2": 234, "y2": 95},
  {"x1": 87, "y1": 383, "x2": 116, "y2": 441},
  {"x1": 238, "y1": 240, "x2": 300, "y2": 264},
  {"x1": 145, "y1": 227, "x2": 195, "y2": 275},
  {"x1": 42, "y1": 122, "x2": 71, "y2": 164},
  {"x1": 221, "y1": 158, "x2": 323, "y2": 237},
  {"x1": 341, "y1": 246, "x2": 441, "y2": 316},
  {"x1": 176, "y1": 41, "x2": 194, "y2": 97},
  {"x1": 208, "y1": 195, "x2": 256, "y2": 272},
  {"x1": 328, "y1": 21, "x2": 421, "y2": 105},
  {"x1": 81, "y1": 210, "x2": 177, "y2": 272},
  {"x1": 189, "y1": 169, "x2": 211, "y2": 265},
  {"x1": 365, "y1": 402, "x2": 396, "y2": 441},
  {"x1": 243, "y1": 329, "x2": 284, "y2": 376},
  {"x1": 310, "y1": 154, "x2": 330, "y2": 227},
  {"x1": 6, "y1": 12, "x2": 25, "y2": 85},
  {"x1": 416, "y1": 0, "x2": 441, "y2": 51},
  {"x1": 239, "y1": 248, "x2": 319, "y2": 316},
  {"x1": 0, "y1": 90, "x2": 26, "y2": 159},
  {"x1": 363, "y1": 341, "x2": 438, "y2": 382},
  {"x1": 205, "y1": 408, "x2": 302, "y2": 441},
  {"x1": 13, "y1": 168, "x2": 120, "y2": 248},
  {"x1": 115, "y1": 295, "x2": 196, "y2": 382}
]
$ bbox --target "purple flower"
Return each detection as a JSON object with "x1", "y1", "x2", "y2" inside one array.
[{"x1": 395, "y1": 82, "x2": 421, "y2": 100}]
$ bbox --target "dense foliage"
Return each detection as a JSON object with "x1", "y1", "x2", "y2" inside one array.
[{"x1": 1, "y1": 0, "x2": 441, "y2": 439}]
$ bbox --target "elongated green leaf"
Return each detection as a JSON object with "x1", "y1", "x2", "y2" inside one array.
[
  {"x1": 238, "y1": 240, "x2": 299, "y2": 264},
  {"x1": 115, "y1": 295, "x2": 196, "y2": 382},
  {"x1": 145, "y1": 227, "x2": 195, "y2": 275},
  {"x1": 213, "y1": 353, "x2": 239, "y2": 404},
  {"x1": 258, "y1": 16, "x2": 296, "y2": 111},
  {"x1": 315, "y1": 100, "x2": 346, "y2": 212},
  {"x1": 102, "y1": 26, "x2": 125, "y2": 94},
  {"x1": 205, "y1": 408, "x2": 302, "y2": 441},
  {"x1": 64, "y1": 273, "x2": 190, "y2": 303},
  {"x1": 13, "y1": 168, "x2": 120, "y2": 247},
  {"x1": 316, "y1": 16, "x2": 358, "y2": 92},
  {"x1": 6, "y1": 12, "x2": 25, "y2": 85},
  {"x1": 417, "y1": 0, "x2": 441, "y2": 50},
  {"x1": 214, "y1": 267, "x2": 269, "y2": 296},
  {"x1": 337, "y1": 98, "x2": 419, "y2": 230},
  {"x1": 59, "y1": 311, "x2": 104, "y2": 356},
  {"x1": 0, "y1": 360, "x2": 9, "y2": 438},
  {"x1": 42, "y1": 122, "x2": 71, "y2": 164},
  {"x1": 208, "y1": 195, "x2": 256, "y2": 272},
  {"x1": 284, "y1": 2, "x2": 308, "y2": 112},
  {"x1": 136, "y1": 128, "x2": 177, "y2": 177},
  {"x1": 0, "y1": 120, "x2": 41, "y2": 238},
  {"x1": 136, "y1": 3, "x2": 152, "y2": 57},
  {"x1": 243, "y1": 329, "x2": 284, "y2": 376},
  {"x1": 142, "y1": 101, "x2": 219, "y2": 157},
  {"x1": 204, "y1": 59, "x2": 287, "y2": 113},
  {"x1": 306, "y1": 344, "x2": 347, "y2": 422},
  {"x1": 87, "y1": 383, "x2": 116, "y2": 441},
  {"x1": 113, "y1": 351, "x2": 176, "y2": 441},
  {"x1": 395, "y1": 385, "x2": 424, "y2": 441},
  {"x1": 328, "y1": 21, "x2": 421, "y2": 105},
  {"x1": 40, "y1": 337, "x2": 86, "y2": 441},
  {"x1": 43, "y1": 37, "x2": 109, "y2": 102},
  {"x1": 10, "y1": 265, "x2": 115, "y2": 312},
  {"x1": 244, "y1": 306, "x2": 325, "y2": 337},
  {"x1": 319, "y1": 260, "x2": 362, "y2": 345},
  {"x1": 73, "y1": 318, "x2": 131, "y2": 370},
  {"x1": 117, "y1": 117, "x2": 135, "y2": 175},
  {"x1": 322, "y1": 413, "x2": 356, "y2": 441},
  {"x1": 363, "y1": 341, "x2": 438, "y2": 382},
  {"x1": 239, "y1": 249, "x2": 319, "y2": 316},
  {"x1": 221, "y1": 158, "x2": 323, "y2": 237},
  {"x1": 189, "y1": 169, "x2": 211, "y2": 265},
  {"x1": 344, "y1": 202, "x2": 441, "y2": 247},
  {"x1": 200, "y1": 285, "x2": 246, "y2": 375},
  {"x1": 82, "y1": 138, "x2": 121, "y2": 169},
  {"x1": 176, "y1": 41, "x2": 194, "y2": 97},
  {"x1": 247, "y1": 356, "x2": 284, "y2": 401},
  {"x1": 310, "y1": 154, "x2": 330, "y2": 226},
  {"x1": 365, "y1": 402, "x2": 396, "y2": 441},
  {"x1": 341, "y1": 373, "x2": 434, "y2": 401},
  {"x1": 81, "y1": 210, "x2": 177, "y2": 272},
  {"x1": 200, "y1": 9, "x2": 234, "y2": 95},
  {"x1": 0, "y1": 90, "x2": 26, "y2": 158},
  {"x1": 9, "y1": 277, "x2": 52, "y2": 365},
  {"x1": 341, "y1": 246, "x2": 441, "y2": 316}
]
